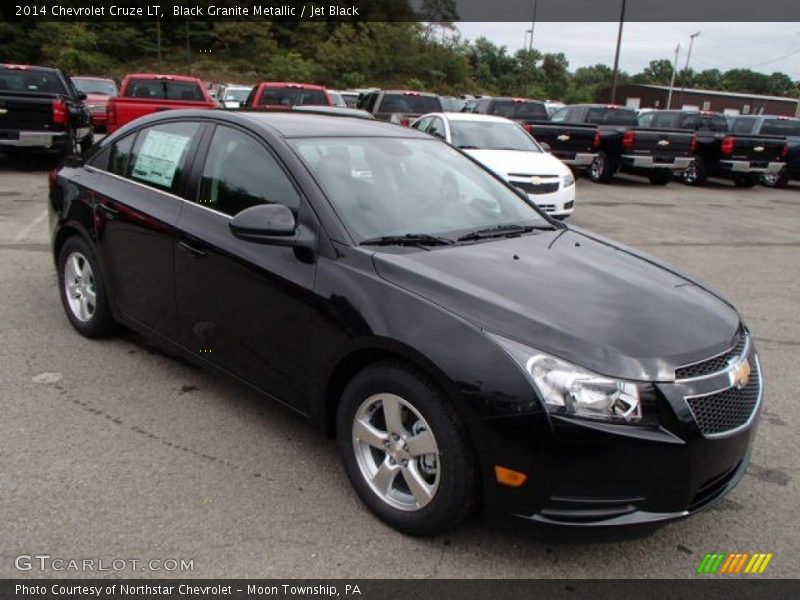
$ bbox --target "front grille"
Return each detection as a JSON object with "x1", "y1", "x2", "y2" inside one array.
[
  {"x1": 675, "y1": 335, "x2": 747, "y2": 380},
  {"x1": 514, "y1": 180, "x2": 560, "y2": 194},
  {"x1": 686, "y1": 360, "x2": 761, "y2": 436}
]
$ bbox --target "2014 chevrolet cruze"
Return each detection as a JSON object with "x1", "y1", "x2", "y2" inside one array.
[{"x1": 49, "y1": 110, "x2": 762, "y2": 536}]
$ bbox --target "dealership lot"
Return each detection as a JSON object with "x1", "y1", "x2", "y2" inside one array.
[{"x1": 0, "y1": 155, "x2": 798, "y2": 578}]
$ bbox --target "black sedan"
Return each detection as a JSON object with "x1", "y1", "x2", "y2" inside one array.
[{"x1": 48, "y1": 110, "x2": 762, "y2": 536}]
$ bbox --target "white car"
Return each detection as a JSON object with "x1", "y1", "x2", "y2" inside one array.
[
  {"x1": 411, "y1": 112, "x2": 576, "y2": 218},
  {"x1": 221, "y1": 85, "x2": 253, "y2": 109}
]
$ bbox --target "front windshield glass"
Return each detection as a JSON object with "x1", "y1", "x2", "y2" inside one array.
[
  {"x1": 290, "y1": 137, "x2": 548, "y2": 241},
  {"x1": 450, "y1": 121, "x2": 541, "y2": 152},
  {"x1": 72, "y1": 78, "x2": 117, "y2": 95}
]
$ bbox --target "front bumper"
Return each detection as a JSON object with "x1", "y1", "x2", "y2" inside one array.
[
  {"x1": 620, "y1": 155, "x2": 693, "y2": 170},
  {"x1": 0, "y1": 130, "x2": 67, "y2": 149},
  {"x1": 469, "y1": 348, "x2": 761, "y2": 529},
  {"x1": 720, "y1": 160, "x2": 784, "y2": 174},
  {"x1": 512, "y1": 180, "x2": 576, "y2": 217}
]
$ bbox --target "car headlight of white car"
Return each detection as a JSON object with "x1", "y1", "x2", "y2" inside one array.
[
  {"x1": 562, "y1": 171, "x2": 575, "y2": 188},
  {"x1": 488, "y1": 333, "x2": 642, "y2": 423}
]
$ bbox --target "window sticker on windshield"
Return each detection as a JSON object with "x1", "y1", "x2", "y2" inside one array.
[{"x1": 131, "y1": 130, "x2": 191, "y2": 188}]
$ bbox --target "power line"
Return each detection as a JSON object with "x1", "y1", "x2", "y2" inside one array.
[{"x1": 742, "y1": 47, "x2": 800, "y2": 69}]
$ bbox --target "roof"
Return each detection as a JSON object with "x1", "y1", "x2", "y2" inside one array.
[
  {"x1": 421, "y1": 112, "x2": 514, "y2": 124},
  {"x1": 239, "y1": 111, "x2": 428, "y2": 138},
  {"x1": 624, "y1": 84, "x2": 800, "y2": 104},
  {"x1": 124, "y1": 73, "x2": 203, "y2": 83},
  {"x1": 255, "y1": 82, "x2": 327, "y2": 90},
  {"x1": 1, "y1": 63, "x2": 57, "y2": 72},
  {"x1": 71, "y1": 76, "x2": 115, "y2": 81}
]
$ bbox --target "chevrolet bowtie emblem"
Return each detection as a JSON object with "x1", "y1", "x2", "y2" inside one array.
[
  {"x1": 754, "y1": 146, "x2": 764, "y2": 152},
  {"x1": 658, "y1": 139, "x2": 670, "y2": 146},
  {"x1": 557, "y1": 134, "x2": 570, "y2": 141},
  {"x1": 530, "y1": 176, "x2": 543, "y2": 185},
  {"x1": 730, "y1": 359, "x2": 751, "y2": 390}
]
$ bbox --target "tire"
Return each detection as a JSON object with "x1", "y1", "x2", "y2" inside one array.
[
  {"x1": 336, "y1": 361, "x2": 478, "y2": 536},
  {"x1": 648, "y1": 170, "x2": 673, "y2": 186},
  {"x1": 761, "y1": 168, "x2": 789, "y2": 189},
  {"x1": 681, "y1": 158, "x2": 708, "y2": 186},
  {"x1": 732, "y1": 173, "x2": 758, "y2": 188},
  {"x1": 588, "y1": 151, "x2": 615, "y2": 183},
  {"x1": 57, "y1": 236, "x2": 117, "y2": 338}
]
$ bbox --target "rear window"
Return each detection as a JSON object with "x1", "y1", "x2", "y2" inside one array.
[
  {"x1": 586, "y1": 107, "x2": 638, "y2": 126},
  {"x1": 125, "y1": 79, "x2": 204, "y2": 101},
  {"x1": 731, "y1": 118, "x2": 755, "y2": 134},
  {"x1": 0, "y1": 67, "x2": 66, "y2": 95},
  {"x1": 72, "y1": 78, "x2": 118, "y2": 96},
  {"x1": 378, "y1": 93, "x2": 442, "y2": 114},
  {"x1": 487, "y1": 100, "x2": 548, "y2": 121},
  {"x1": 761, "y1": 119, "x2": 800, "y2": 137},
  {"x1": 650, "y1": 112, "x2": 682, "y2": 129},
  {"x1": 259, "y1": 87, "x2": 328, "y2": 107}
]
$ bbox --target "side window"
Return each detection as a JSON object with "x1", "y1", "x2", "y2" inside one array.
[
  {"x1": 107, "y1": 133, "x2": 136, "y2": 176},
  {"x1": 198, "y1": 125, "x2": 300, "y2": 217},
  {"x1": 127, "y1": 122, "x2": 199, "y2": 195},
  {"x1": 412, "y1": 117, "x2": 431, "y2": 131},
  {"x1": 427, "y1": 118, "x2": 446, "y2": 139},
  {"x1": 638, "y1": 112, "x2": 654, "y2": 127},
  {"x1": 550, "y1": 107, "x2": 569, "y2": 122}
]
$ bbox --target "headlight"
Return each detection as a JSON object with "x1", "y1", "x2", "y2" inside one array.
[
  {"x1": 562, "y1": 171, "x2": 575, "y2": 188},
  {"x1": 488, "y1": 333, "x2": 641, "y2": 423}
]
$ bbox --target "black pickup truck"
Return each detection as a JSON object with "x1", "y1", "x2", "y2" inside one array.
[
  {"x1": 468, "y1": 97, "x2": 600, "y2": 169},
  {"x1": 639, "y1": 110, "x2": 787, "y2": 187},
  {"x1": 0, "y1": 63, "x2": 93, "y2": 157},
  {"x1": 547, "y1": 104, "x2": 695, "y2": 185}
]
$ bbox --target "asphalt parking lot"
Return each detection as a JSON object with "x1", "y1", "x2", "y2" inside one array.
[{"x1": 1, "y1": 154, "x2": 798, "y2": 579}]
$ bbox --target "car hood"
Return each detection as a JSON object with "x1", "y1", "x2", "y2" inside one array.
[
  {"x1": 372, "y1": 228, "x2": 740, "y2": 382},
  {"x1": 463, "y1": 149, "x2": 569, "y2": 178}
]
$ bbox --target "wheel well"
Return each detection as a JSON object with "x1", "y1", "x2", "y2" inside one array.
[
  {"x1": 52, "y1": 226, "x2": 81, "y2": 264},
  {"x1": 323, "y1": 348, "x2": 454, "y2": 438}
]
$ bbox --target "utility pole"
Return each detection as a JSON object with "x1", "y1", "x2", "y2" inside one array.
[
  {"x1": 666, "y1": 43, "x2": 680, "y2": 109},
  {"x1": 609, "y1": 0, "x2": 626, "y2": 104},
  {"x1": 528, "y1": 0, "x2": 538, "y2": 52},
  {"x1": 185, "y1": 21, "x2": 191, "y2": 75},
  {"x1": 156, "y1": 21, "x2": 162, "y2": 70},
  {"x1": 678, "y1": 31, "x2": 701, "y2": 108}
]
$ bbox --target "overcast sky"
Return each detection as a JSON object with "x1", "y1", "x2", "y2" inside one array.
[{"x1": 455, "y1": 23, "x2": 800, "y2": 77}]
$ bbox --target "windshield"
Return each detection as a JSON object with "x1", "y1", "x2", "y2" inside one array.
[
  {"x1": 259, "y1": 87, "x2": 328, "y2": 107},
  {"x1": 450, "y1": 121, "x2": 541, "y2": 152},
  {"x1": 224, "y1": 88, "x2": 251, "y2": 102},
  {"x1": 290, "y1": 137, "x2": 548, "y2": 242},
  {"x1": 127, "y1": 79, "x2": 204, "y2": 101},
  {"x1": 488, "y1": 100, "x2": 548, "y2": 121},
  {"x1": 72, "y1": 78, "x2": 117, "y2": 95},
  {"x1": 0, "y1": 68, "x2": 66, "y2": 95}
]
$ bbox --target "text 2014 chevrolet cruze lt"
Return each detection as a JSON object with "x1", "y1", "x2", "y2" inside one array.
[{"x1": 48, "y1": 111, "x2": 762, "y2": 536}]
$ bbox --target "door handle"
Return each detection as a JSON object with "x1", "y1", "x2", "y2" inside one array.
[
  {"x1": 179, "y1": 240, "x2": 207, "y2": 259},
  {"x1": 98, "y1": 203, "x2": 119, "y2": 217}
]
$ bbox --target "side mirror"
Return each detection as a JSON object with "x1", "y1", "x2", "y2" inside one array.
[
  {"x1": 539, "y1": 142, "x2": 551, "y2": 152},
  {"x1": 229, "y1": 204, "x2": 315, "y2": 254}
]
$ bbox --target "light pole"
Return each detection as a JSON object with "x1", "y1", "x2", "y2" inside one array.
[
  {"x1": 666, "y1": 43, "x2": 680, "y2": 109},
  {"x1": 678, "y1": 31, "x2": 701, "y2": 108},
  {"x1": 609, "y1": 0, "x2": 627, "y2": 104},
  {"x1": 528, "y1": 0, "x2": 538, "y2": 52}
]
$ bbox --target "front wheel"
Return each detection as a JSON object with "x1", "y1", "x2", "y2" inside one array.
[
  {"x1": 57, "y1": 236, "x2": 117, "y2": 338},
  {"x1": 336, "y1": 361, "x2": 478, "y2": 536}
]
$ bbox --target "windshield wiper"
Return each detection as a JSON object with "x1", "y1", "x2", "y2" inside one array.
[
  {"x1": 359, "y1": 233, "x2": 455, "y2": 247},
  {"x1": 456, "y1": 223, "x2": 552, "y2": 242},
  {"x1": 457, "y1": 145, "x2": 480, "y2": 149}
]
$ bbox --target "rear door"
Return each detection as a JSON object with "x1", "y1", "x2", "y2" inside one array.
[
  {"x1": 174, "y1": 123, "x2": 318, "y2": 407},
  {"x1": 85, "y1": 119, "x2": 204, "y2": 338}
]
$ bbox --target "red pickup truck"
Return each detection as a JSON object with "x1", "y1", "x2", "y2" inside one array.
[
  {"x1": 106, "y1": 73, "x2": 217, "y2": 133},
  {"x1": 242, "y1": 82, "x2": 331, "y2": 111}
]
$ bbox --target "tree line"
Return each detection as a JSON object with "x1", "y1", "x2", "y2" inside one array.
[{"x1": 1, "y1": 20, "x2": 797, "y2": 102}]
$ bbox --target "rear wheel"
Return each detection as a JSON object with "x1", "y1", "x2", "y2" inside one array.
[
  {"x1": 336, "y1": 361, "x2": 478, "y2": 536},
  {"x1": 681, "y1": 158, "x2": 708, "y2": 186},
  {"x1": 732, "y1": 173, "x2": 758, "y2": 188},
  {"x1": 761, "y1": 168, "x2": 789, "y2": 188},
  {"x1": 57, "y1": 236, "x2": 116, "y2": 338},
  {"x1": 588, "y1": 151, "x2": 615, "y2": 183},
  {"x1": 647, "y1": 170, "x2": 673, "y2": 186}
]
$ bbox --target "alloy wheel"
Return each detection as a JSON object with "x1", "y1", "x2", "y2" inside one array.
[
  {"x1": 63, "y1": 251, "x2": 96, "y2": 322},
  {"x1": 351, "y1": 393, "x2": 440, "y2": 511}
]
